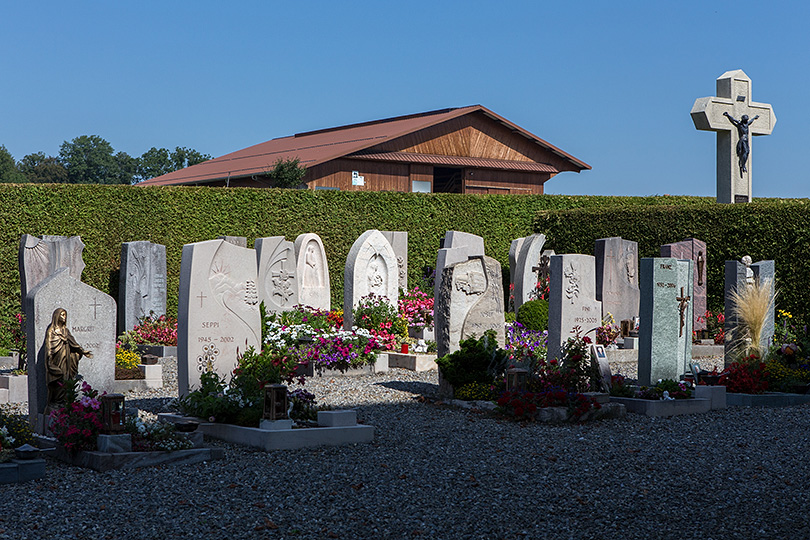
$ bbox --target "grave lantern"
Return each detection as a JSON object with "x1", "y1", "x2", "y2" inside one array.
[
  {"x1": 263, "y1": 384, "x2": 288, "y2": 420},
  {"x1": 100, "y1": 394, "x2": 126, "y2": 434},
  {"x1": 506, "y1": 368, "x2": 528, "y2": 392}
]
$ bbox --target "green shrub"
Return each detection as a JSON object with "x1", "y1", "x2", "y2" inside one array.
[
  {"x1": 517, "y1": 300, "x2": 549, "y2": 331},
  {"x1": 454, "y1": 382, "x2": 495, "y2": 401},
  {"x1": 436, "y1": 330, "x2": 508, "y2": 389},
  {"x1": 0, "y1": 410, "x2": 35, "y2": 448}
]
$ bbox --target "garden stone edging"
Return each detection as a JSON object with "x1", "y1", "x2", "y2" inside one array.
[
  {"x1": 726, "y1": 392, "x2": 810, "y2": 407},
  {"x1": 610, "y1": 396, "x2": 711, "y2": 417},
  {"x1": 0, "y1": 459, "x2": 46, "y2": 484}
]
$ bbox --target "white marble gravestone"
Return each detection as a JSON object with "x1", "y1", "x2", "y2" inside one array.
[
  {"x1": 178, "y1": 240, "x2": 261, "y2": 396},
  {"x1": 343, "y1": 230, "x2": 399, "y2": 329},
  {"x1": 435, "y1": 231, "x2": 485, "y2": 299},
  {"x1": 118, "y1": 241, "x2": 167, "y2": 334},
  {"x1": 691, "y1": 69, "x2": 776, "y2": 204},
  {"x1": 435, "y1": 255, "x2": 505, "y2": 358},
  {"x1": 595, "y1": 237, "x2": 640, "y2": 323},
  {"x1": 294, "y1": 233, "x2": 330, "y2": 311},
  {"x1": 255, "y1": 236, "x2": 299, "y2": 314},
  {"x1": 381, "y1": 231, "x2": 408, "y2": 292},
  {"x1": 547, "y1": 254, "x2": 602, "y2": 362},
  {"x1": 25, "y1": 268, "x2": 116, "y2": 428},
  {"x1": 19, "y1": 234, "x2": 86, "y2": 303},
  {"x1": 661, "y1": 238, "x2": 707, "y2": 331},
  {"x1": 514, "y1": 233, "x2": 547, "y2": 313},
  {"x1": 638, "y1": 258, "x2": 694, "y2": 386},
  {"x1": 509, "y1": 237, "x2": 526, "y2": 290}
]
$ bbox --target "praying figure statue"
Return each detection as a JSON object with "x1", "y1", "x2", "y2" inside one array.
[
  {"x1": 724, "y1": 112, "x2": 759, "y2": 176},
  {"x1": 45, "y1": 308, "x2": 93, "y2": 406}
]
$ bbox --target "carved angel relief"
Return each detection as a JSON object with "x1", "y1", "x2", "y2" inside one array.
[{"x1": 564, "y1": 263, "x2": 580, "y2": 304}]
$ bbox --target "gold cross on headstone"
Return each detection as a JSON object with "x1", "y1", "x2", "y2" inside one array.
[
  {"x1": 691, "y1": 69, "x2": 776, "y2": 204},
  {"x1": 676, "y1": 287, "x2": 691, "y2": 337}
]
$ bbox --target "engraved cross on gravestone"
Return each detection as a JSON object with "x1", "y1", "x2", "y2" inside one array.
[{"x1": 691, "y1": 69, "x2": 776, "y2": 204}]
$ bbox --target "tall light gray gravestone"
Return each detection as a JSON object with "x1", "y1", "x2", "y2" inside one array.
[
  {"x1": 691, "y1": 69, "x2": 776, "y2": 204},
  {"x1": 435, "y1": 231, "x2": 485, "y2": 299},
  {"x1": 25, "y1": 268, "x2": 116, "y2": 428},
  {"x1": 514, "y1": 234, "x2": 547, "y2": 313},
  {"x1": 435, "y1": 255, "x2": 505, "y2": 359},
  {"x1": 255, "y1": 236, "x2": 298, "y2": 314},
  {"x1": 509, "y1": 237, "x2": 526, "y2": 290},
  {"x1": 638, "y1": 258, "x2": 694, "y2": 386},
  {"x1": 178, "y1": 240, "x2": 261, "y2": 396},
  {"x1": 294, "y1": 233, "x2": 330, "y2": 311},
  {"x1": 547, "y1": 255, "x2": 602, "y2": 362},
  {"x1": 19, "y1": 234, "x2": 86, "y2": 303},
  {"x1": 595, "y1": 237, "x2": 640, "y2": 323},
  {"x1": 343, "y1": 230, "x2": 399, "y2": 329},
  {"x1": 217, "y1": 236, "x2": 248, "y2": 248},
  {"x1": 118, "y1": 241, "x2": 167, "y2": 334},
  {"x1": 724, "y1": 257, "x2": 775, "y2": 364},
  {"x1": 661, "y1": 238, "x2": 707, "y2": 331},
  {"x1": 381, "y1": 231, "x2": 408, "y2": 292}
]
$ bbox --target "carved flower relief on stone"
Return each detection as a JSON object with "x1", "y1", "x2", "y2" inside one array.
[
  {"x1": 244, "y1": 280, "x2": 258, "y2": 306},
  {"x1": 366, "y1": 253, "x2": 387, "y2": 294},
  {"x1": 196, "y1": 343, "x2": 220, "y2": 373},
  {"x1": 564, "y1": 262, "x2": 580, "y2": 304},
  {"x1": 397, "y1": 256, "x2": 405, "y2": 282},
  {"x1": 455, "y1": 267, "x2": 486, "y2": 296},
  {"x1": 271, "y1": 268, "x2": 294, "y2": 306},
  {"x1": 209, "y1": 256, "x2": 259, "y2": 343},
  {"x1": 128, "y1": 251, "x2": 150, "y2": 319},
  {"x1": 623, "y1": 246, "x2": 636, "y2": 284}
]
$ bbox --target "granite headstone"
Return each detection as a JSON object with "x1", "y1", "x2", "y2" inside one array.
[
  {"x1": 660, "y1": 238, "x2": 707, "y2": 331},
  {"x1": 118, "y1": 241, "x2": 167, "y2": 334},
  {"x1": 637, "y1": 258, "x2": 694, "y2": 386},
  {"x1": 547, "y1": 254, "x2": 602, "y2": 363},
  {"x1": 178, "y1": 239, "x2": 261, "y2": 396},
  {"x1": 595, "y1": 237, "x2": 640, "y2": 323}
]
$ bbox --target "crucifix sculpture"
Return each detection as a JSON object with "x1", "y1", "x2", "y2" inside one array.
[
  {"x1": 691, "y1": 69, "x2": 776, "y2": 204},
  {"x1": 676, "y1": 287, "x2": 691, "y2": 338}
]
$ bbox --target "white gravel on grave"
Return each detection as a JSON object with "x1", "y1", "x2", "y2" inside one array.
[{"x1": 1, "y1": 359, "x2": 809, "y2": 540}]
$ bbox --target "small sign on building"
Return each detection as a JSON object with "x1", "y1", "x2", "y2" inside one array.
[{"x1": 351, "y1": 171, "x2": 365, "y2": 186}]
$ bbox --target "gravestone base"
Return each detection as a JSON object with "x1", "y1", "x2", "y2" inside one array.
[
  {"x1": 386, "y1": 352, "x2": 437, "y2": 371},
  {"x1": 0, "y1": 459, "x2": 46, "y2": 484},
  {"x1": 136, "y1": 345, "x2": 177, "y2": 358},
  {"x1": 694, "y1": 385, "x2": 726, "y2": 409},
  {"x1": 609, "y1": 397, "x2": 711, "y2": 417},
  {"x1": 97, "y1": 434, "x2": 132, "y2": 453},
  {"x1": 0, "y1": 374, "x2": 27, "y2": 403}
]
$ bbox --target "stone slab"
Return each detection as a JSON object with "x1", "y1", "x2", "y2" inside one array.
[
  {"x1": 98, "y1": 434, "x2": 133, "y2": 453},
  {"x1": 0, "y1": 459, "x2": 46, "y2": 484},
  {"x1": 514, "y1": 234, "x2": 548, "y2": 314},
  {"x1": 19, "y1": 234, "x2": 86, "y2": 304},
  {"x1": 159, "y1": 413, "x2": 374, "y2": 451},
  {"x1": 692, "y1": 344, "x2": 724, "y2": 357},
  {"x1": 113, "y1": 378, "x2": 163, "y2": 394},
  {"x1": 139, "y1": 363, "x2": 162, "y2": 380},
  {"x1": 294, "y1": 233, "x2": 330, "y2": 311},
  {"x1": 386, "y1": 352, "x2": 438, "y2": 371},
  {"x1": 595, "y1": 237, "x2": 640, "y2": 322},
  {"x1": 381, "y1": 231, "x2": 408, "y2": 292},
  {"x1": 136, "y1": 345, "x2": 177, "y2": 358},
  {"x1": 610, "y1": 397, "x2": 711, "y2": 417},
  {"x1": 726, "y1": 392, "x2": 810, "y2": 407},
  {"x1": 547, "y1": 254, "x2": 602, "y2": 362},
  {"x1": 508, "y1": 237, "x2": 526, "y2": 290},
  {"x1": 51, "y1": 445, "x2": 224, "y2": 472},
  {"x1": 0, "y1": 374, "x2": 27, "y2": 403},
  {"x1": 344, "y1": 230, "x2": 399, "y2": 329},
  {"x1": 694, "y1": 385, "x2": 726, "y2": 409},
  {"x1": 218, "y1": 236, "x2": 248, "y2": 247},
  {"x1": 255, "y1": 236, "x2": 299, "y2": 314},
  {"x1": 26, "y1": 268, "x2": 116, "y2": 427},
  {"x1": 178, "y1": 239, "x2": 261, "y2": 396},
  {"x1": 621, "y1": 337, "x2": 639, "y2": 349},
  {"x1": 317, "y1": 410, "x2": 357, "y2": 427},
  {"x1": 118, "y1": 241, "x2": 167, "y2": 334},
  {"x1": 435, "y1": 231, "x2": 485, "y2": 297},
  {"x1": 260, "y1": 419, "x2": 294, "y2": 431}
]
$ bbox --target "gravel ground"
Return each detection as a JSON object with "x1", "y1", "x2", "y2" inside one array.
[{"x1": 2, "y1": 360, "x2": 810, "y2": 540}]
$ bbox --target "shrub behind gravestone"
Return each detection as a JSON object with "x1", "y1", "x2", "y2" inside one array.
[
  {"x1": 435, "y1": 330, "x2": 508, "y2": 389},
  {"x1": 517, "y1": 299, "x2": 549, "y2": 331}
]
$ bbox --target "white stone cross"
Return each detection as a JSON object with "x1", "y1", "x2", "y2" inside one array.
[{"x1": 691, "y1": 69, "x2": 776, "y2": 204}]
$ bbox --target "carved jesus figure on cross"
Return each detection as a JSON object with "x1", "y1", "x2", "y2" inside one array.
[
  {"x1": 724, "y1": 112, "x2": 759, "y2": 176},
  {"x1": 676, "y1": 287, "x2": 691, "y2": 338}
]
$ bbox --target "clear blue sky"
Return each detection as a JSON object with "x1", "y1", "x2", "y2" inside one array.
[{"x1": 2, "y1": 1, "x2": 807, "y2": 198}]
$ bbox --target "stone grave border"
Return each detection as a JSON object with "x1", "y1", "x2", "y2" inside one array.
[
  {"x1": 0, "y1": 459, "x2": 46, "y2": 484},
  {"x1": 726, "y1": 392, "x2": 810, "y2": 408},
  {"x1": 610, "y1": 396, "x2": 711, "y2": 417}
]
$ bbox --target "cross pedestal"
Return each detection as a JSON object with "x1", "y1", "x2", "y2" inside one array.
[{"x1": 691, "y1": 69, "x2": 776, "y2": 204}]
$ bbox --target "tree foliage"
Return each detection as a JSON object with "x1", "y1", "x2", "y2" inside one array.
[
  {"x1": 134, "y1": 146, "x2": 211, "y2": 183},
  {"x1": 59, "y1": 135, "x2": 132, "y2": 185},
  {"x1": 0, "y1": 146, "x2": 26, "y2": 183},
  {"x1": 268, "y1": 158, "x2": 307, "y2": 188},
  {"x1": 18, "y1": 152, "x2": 68, "y2": 183}
]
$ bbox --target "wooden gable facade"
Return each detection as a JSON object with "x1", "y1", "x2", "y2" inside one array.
[{"x1": 139, "y1": 106, "x2": 589, "y2": 193}]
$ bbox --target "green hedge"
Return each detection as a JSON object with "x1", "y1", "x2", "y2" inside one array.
[
  {"x1": 534, "y1": 200, "x2": 810, "y2": 319},
  {"x1": 0, "y1": 183, "x2": 791, "y2": 347}
]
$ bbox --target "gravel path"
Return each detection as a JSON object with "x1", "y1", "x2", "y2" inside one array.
[{"x1": 2, "y1": 362, "x2": 809, "y2": 540}]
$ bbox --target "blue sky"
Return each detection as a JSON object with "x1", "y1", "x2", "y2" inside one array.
[{"x1": 2, "y1": 1, "x2": 807, "y2": 198}]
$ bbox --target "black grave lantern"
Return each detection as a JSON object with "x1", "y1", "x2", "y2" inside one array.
[
  {"x1": 506, "y1": 368, "x2": 529, "y2": 392},
  {"x1": 263, "y1": 384, "x2": 289, "y2": 420},
  {"x1": 100, "y1": 394, "x2": 126, "y2": 434}
]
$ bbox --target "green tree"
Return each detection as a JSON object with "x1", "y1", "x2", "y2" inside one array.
[
  {"x1": 59, "y1": 135, "x2": 132, "y2": 184},
  {"x1": 268, "y1": 157, "x2": 307, "y2": 188},
  {"x1": 114, "y1": 151, "x2": 137, "y2": 185},
  {"x1": 171, "y1": 146, "x2": 211, "y2": 170},
  {"x1": 18, "y1": 152, "x2": 68, "y2": 183},
  {"x1": 0, "y1": 146, "x2": 26, "y2": 183},
  {"x1": 133, "y1": 146, "x2": 211, "y2": 183}
]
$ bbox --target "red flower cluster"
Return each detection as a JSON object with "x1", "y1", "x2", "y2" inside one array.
[
  {"x1": 719, "y1": 359, "x2": 769, "y2": 394},
  {"x1": 497, "y1": 389, "x2": 601, "y2": 421},
  {"x1": 131, "y1": 314, "x2": 178, "y2": 346}
]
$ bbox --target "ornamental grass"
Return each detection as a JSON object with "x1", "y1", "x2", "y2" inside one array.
[{"x1": 729, "y1": 279, "x2": 776, "y2": 361}]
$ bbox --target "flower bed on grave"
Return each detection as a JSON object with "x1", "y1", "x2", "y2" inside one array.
[
  {"x1": 42, "y1": 381, "x2": 222, "y2": 472},
  {"x1": 436, "y1": 324, "x2": 624, "y2": 423},
  {"x1": 0, "y1": 409, "x2": 44, "y2": 483}
]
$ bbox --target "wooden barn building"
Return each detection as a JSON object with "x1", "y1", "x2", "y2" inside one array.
[{"x1": 139, "y1": 105, "x2": 590, "y2": 194}]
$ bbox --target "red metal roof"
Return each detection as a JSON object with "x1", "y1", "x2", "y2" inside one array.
[
  {"x1": 350, "y1": 151, "x2": 559, "y2": 173},
  {"x1": 138, "y1": 105, "x2": 589, "y2": 186}
]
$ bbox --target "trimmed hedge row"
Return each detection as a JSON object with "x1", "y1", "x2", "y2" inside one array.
[
  {"x1": 534, "y1": 200, "x2": 810, "y2": 319},
  {"x1": 0, "y1": 184, "x2": 713, "y2": 346}
]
